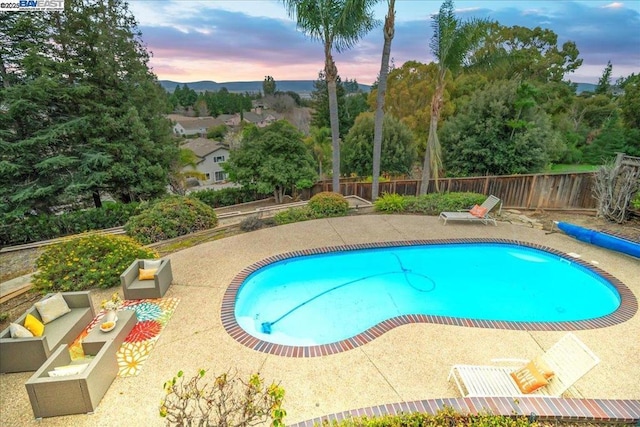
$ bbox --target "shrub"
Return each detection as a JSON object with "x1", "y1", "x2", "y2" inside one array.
[
  {"x1": 190, "y1": 187, "x2": 265, "y2": 209},
  {"x1": 0, "y1": 202, "x2": 139, "y2": 247},
  {"x1": 273, "y1": 207, "x2": 318, "y2": 225},
  {"x1": 632, "y1": 192, "x2": 640, "y2": 210},
  {"x1": 404, "y1": 192, "x2": 486, "y2": 215},
  {"x1": 322, "y1": 407, "x2": 536, "y2": 427},
  {"x1": 160, "y1": 369, "x2": 286, "y2": 427},
  {"x1": 32, "y1": 234, "x2": 157, "y2": 292},
  {"x1": 307, "y1": 192, "x2": 350, "y2": 217},
  {"x1": 239, "y1": 215, "x2": 264, "y2": 232},
  {"x1": 373, "y1": 193, "x2": 406, "y2": 213},
  {"x1": 125, "y1": 196, "x2": 218, "y2": 244}
]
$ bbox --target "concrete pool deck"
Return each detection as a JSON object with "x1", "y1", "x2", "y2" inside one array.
[{"x1": 1, "y1": 215, "x2": 639, "y2": 426}]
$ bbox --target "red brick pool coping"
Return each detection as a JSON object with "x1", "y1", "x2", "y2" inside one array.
[
  {"x1": 221, "y1": 239, "x2": 637, "y2": 358},
  {"x1": 289, "y1": 397, "x2": 640, "y2": 425}
]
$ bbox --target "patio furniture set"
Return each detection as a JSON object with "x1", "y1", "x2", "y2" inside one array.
[{"x1": 0, "y1": 258, "x2": 172, "y2": 419}]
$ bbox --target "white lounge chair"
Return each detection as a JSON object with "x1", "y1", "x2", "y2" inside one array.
[
  {"x1": 448, "y1": 333, "x2": 600, "y2": 397},
  {"x1": 439, "y1": 195, "x2": 501, "y2": 226}
]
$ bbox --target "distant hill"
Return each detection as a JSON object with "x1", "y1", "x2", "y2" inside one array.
[
  {"x1": 159, "y1": 79, "x2": 601, "y2": 96},
  {"x1": 158, "y1": 79, "x2": 371, "y2": 94}
]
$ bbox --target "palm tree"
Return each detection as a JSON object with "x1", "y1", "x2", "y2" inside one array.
[
  {"x1": 282, "y1": 0, "x2": 377, "y2": 194},
  {"x1": 420, "y1": 0, "x2": 489, "y2": 194},
  {"x1": 371, "y1": 0, "x2": 395, "y2": 201}
]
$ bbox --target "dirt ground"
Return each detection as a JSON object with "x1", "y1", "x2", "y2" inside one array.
[{"x1": 2, "y1": 209, "x2": 638, "y2": 333}]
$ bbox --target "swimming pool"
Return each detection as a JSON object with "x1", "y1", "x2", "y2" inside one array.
[{"x1": 223, "y1": 240, "x2": 636, "y2": 356}]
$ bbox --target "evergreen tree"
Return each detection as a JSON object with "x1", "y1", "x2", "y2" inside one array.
[{"x1": 595, "y1": 61, "x2": 613, "y2": 95}]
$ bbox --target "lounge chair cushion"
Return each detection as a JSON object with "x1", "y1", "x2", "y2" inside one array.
[
  {"x1": 34, "y1": 293, "x2": 71, "y2": 324},
  {"x1": 138, "y1": 268, "x2": 157, "y2": 280},
  {"x1": 470, "y1": 204, "x2": 488, "y2": 218},
  {"x1": 510, "y1": 361, "x2": 549, "y2": 393},
  {"x1": 24, "y1": 314, "x2": 45, "y2": 337},
  {"x1": 9, "y1": 323, "x2": 33, "y2": 338}
]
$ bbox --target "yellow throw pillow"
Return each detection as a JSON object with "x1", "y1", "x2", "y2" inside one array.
[
  {"x1": 510, "y1": 360, "x2": 549, "y2": 394},
  {"x1": 24, "y1": 313, "x2": 45, "y2": 337},
  {"x1": 138, "y1": 268, "x2": 157, "y2": 281}
]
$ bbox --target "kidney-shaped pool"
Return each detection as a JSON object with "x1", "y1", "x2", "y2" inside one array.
[{"x1": 223, "y1": 240, "x2": 635, "y2": 354}]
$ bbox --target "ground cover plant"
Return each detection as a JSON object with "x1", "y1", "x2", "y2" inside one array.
[
  {"x1": 33, "y1": 234, "x2": 157, "y2": 292},
  {"x1": 316, "y1": 406, "x2": 621, "y2": 427},
  {"x1": 125, "y1": 196, "x2": 218, "y2": 244}
]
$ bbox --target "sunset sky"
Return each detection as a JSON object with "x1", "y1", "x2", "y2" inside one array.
[{"x1": 128, "y1": 0, "x2": 640, "y2": 85}]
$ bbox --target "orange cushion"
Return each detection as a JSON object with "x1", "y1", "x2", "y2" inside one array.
[
  {"x1": 533, "y1": 356, "x2": 555, "y2": 379},
  {"x1": 510, "y1": 361, "x2": 549, "y2": 394},
  {"x1": 469, "y1": 204, "x2": 488, "y2": 218},
  {"x1": 138, "y1": 268, "x2": 157, "y2": 281}
]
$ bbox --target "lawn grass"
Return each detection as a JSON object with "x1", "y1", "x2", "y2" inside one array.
[{"x1": 546, "y1": 164, "x2": 599, "y2": 173}]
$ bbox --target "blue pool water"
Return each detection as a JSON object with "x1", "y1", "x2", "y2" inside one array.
[{"x1": 234, "y1": 243, "x2": 621, "y2": 346}]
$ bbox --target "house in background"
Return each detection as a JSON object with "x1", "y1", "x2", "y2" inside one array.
[
  {"x1": 180, "y1": 138, "x2": 229, "y2": 184},
  {"x1": 171, "y1": 116, "x2": 223, "y2": 137}
]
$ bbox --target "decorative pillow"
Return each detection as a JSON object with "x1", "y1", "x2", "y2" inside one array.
[
  {"x1": 533, "y1": 356, "x2": 555, "y2": 379},
  {"x1": 469, "y1": 204, "x2": 488, "y2": 218},
  {"x1": 510, "y1": 361, "x2": 549, "y2": 394},
  {"x1": 34, "y1": 293, "x2": 71, "y2": 324},
  {"x1": 48, "y1": 363, "x2": 89, "y2": 377},
  {"x1": 24, "y1": 313, "x2": 45, "y2": 337},
  {"x1": 143, "y1": 259, "x2": 162, "y2": 270},
  {"x1": 9, "y1": 323, "x2": 33, "y2": 338},
  {"x1": 138, "y1": 268, "x2": 157, "y2": 281}
]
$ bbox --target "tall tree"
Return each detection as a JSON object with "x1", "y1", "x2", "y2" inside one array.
[
  {"x1": 342, "y1": 112, "x2": 416, "y2": 177},
  {"x1": 595, "y1": 61, "x2": 613, "y2": 95},
  {"x1": 223, "y1": 121, "x2": 317, "y2": 203},
  {"x1": 282, "y1": 0, "x2": 377, "y2": 194},
  {"x1": 263, "y1": 75, "x2": 276, "y2": 95},
  {"x1": 371, "y1": 0, "x2": 395, "y2": 201},
  {"x1": 420, "y1": 0, "x2": 489, "y2": 194},
  {"x1": 0, "y1": 0, "x2": 177, "y2": 217}
]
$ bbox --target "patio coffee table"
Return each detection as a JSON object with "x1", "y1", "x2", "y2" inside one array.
[{"x1": 82, "y1": 309, "x2": 137, "y2": 346}]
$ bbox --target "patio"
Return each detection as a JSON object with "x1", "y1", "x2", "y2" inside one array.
[{"x1": 1, "y1": 215, "x2": 639, "y2": 426}]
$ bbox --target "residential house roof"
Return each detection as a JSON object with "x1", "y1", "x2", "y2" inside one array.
[
  {"x1": 170, "y1": 116, "x2": 226, "y2": 131},
  {"x1": 180, "y1": 138, "x2": 227, "y2": 159}
]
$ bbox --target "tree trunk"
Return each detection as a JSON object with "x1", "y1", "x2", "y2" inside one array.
[
  {"x1": 325, "y1": 44, "x2": 341, "y2": 194},
  {"x1": 92, "y1": 190, "x2": 102, "y2": 208},
  {"x1": 372, "y1": 0, "x2": 395, "y2": 202},
  {"x1": 420, "y1": 80, "x2": 444, "y2": 195}
]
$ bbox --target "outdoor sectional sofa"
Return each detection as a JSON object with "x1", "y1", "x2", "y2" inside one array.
[{"x1": 0, "y1": 291, "x2": 95, "y2": 374}]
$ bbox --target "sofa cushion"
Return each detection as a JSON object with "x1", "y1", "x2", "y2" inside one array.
[
  {"x1": 143, "y1": 259, "x2": 162, "y2": 270},
  {"x1": 24, "y1": 314, "x2": 45, "y2": 337},
  {"x1": 42, "y1": 307, "x2": 92, "y2": 351},
  {"x1": 34, "y1": 293, "x2": 71, "y2": 324},
  {"x1": 9, "y1": 323, "x2": 33, "y2": 338},
  {"x1": 138, "y1": 268, "x2": 157, "y2": 281}
]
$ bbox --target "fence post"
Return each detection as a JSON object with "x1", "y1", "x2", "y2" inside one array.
[{"x1": 526, "y1": 175, "x2": 537, "y2": 209}]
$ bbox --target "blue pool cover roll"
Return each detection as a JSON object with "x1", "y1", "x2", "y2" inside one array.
[{"x1": 556, "y1": 221, "x2": 640, "y2": 258}]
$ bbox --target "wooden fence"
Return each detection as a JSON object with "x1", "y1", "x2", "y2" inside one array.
[{"x1": 310, "y1": 172, "x2": 598, "y2": 211}]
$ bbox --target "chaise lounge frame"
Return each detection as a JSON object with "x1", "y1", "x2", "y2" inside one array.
[{"x1": 439, "y1": 195, "x2": 502, "y2": 226}]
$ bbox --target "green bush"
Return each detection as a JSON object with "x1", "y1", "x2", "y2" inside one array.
[
  {"x1": 239, "y1": 216, "x2": 264, "y2": 232},
  {"x1": 273, "y1": 207, "x2": 318, "y2": 225},
  {"x1": 322, "y1": 407, "x2": 536, "y2": 427},
  {"x1": 307, "y1": 192, "x2": 350, "y2": 217},
  {"x1": 33, "y1": 234, "x2": 158, "y2": 292},
  {"x1": 632, "y1": 192, "x2": 640, "y2": 209},
  {"x1": 125, "y1": 196, "x2": 218, "y2": 244},
  {"x1": 0, "y1": 202, "x2": 139, "y2": 247},
  {"x1": 373, "y1": 193, "x2": 406, "y2": 213},
  {"x1": 190, "y1": 187, "x2": 265, "y2": 209},
  {"x1": 406, "y1": 192, "x2": 486, "y2": 215}
]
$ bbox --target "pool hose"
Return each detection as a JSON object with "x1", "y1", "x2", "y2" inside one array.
[{"x1": 260, "y1": 252, "x2": 436, "y2": 334}]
